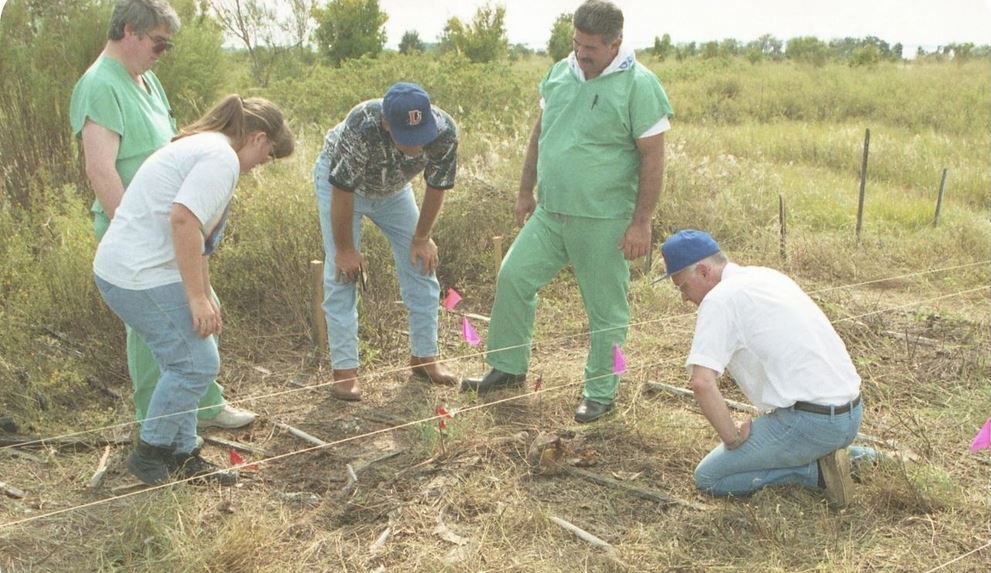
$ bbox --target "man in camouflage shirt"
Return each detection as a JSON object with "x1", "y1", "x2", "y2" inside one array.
[{"x1": 313, "y1": 83, "x2": 459, "y2": 400}]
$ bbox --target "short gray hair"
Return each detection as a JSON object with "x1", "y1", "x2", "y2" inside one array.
[
  {"x1": 679, "y1": 252, "x2": 729, "y2": 277},
  {"x1": 573, "y1": 0, "x2": 624, "y2": 44},
  {"x1": 108, "y1": 0, "x2": 180, "y2": 41}
]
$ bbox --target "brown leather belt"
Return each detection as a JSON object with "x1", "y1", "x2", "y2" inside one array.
[{"x1": 792, "y1": 395, "x2": 861, "y2": 415}]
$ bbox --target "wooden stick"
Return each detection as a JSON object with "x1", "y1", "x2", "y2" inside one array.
[
  {"x1": 0, "y1": 435, "x2": 130, "y2": 450},
  {"x1": 4, "y1": 448, "x2": 45, "y2": 463},
  {"x1": 492, "y1": 235, "x2": 504, "y2": 279},
  {"x1": 203, "y1": 436, "x2": 269, "y2": 457},
  {"x1": 856, "y1": 128, "x2": 870, "y2": 241},
  {"x1": 778, "y1": 193, "x2": 787, "y2": 261},
  {"x1": 0, "y1": 481, "x2": 26, "y2": 499},
  {"x1": 369, "y1": 527, "x2": 391, "y2": 554},
  {"x1": 277, "y1": 423, "x2": 328, "y2": 447},
  {"x1": 341, "y1": 463, "x2": 359, "y2": 495},
  {"x1": 87, "y1": 445, "x2": 112, "y2": 490},
  {"x1": 310, "y1": 260, "x2": 328, "y2": 352},
  {"x1": 110, "y1": 481, "x2": 148, "y2": 495},
  {"x1": 549, "y1": 515, "x2": 614, "y2": 552},
  {"x1": 933, "y1": 167, "x2": 948, "y2": 226},
  {"x1": 645, "y1": 380, "x2": 756, "y2": 414},
  {"x1": 564, "y1": 466, "x2": 705, "y2": 510}
]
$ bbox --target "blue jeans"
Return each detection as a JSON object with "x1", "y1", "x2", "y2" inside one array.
[
  {"x1": 95, "y1": 276, "x2": 219, "y2": 454},
  {"x1": 314, "y1": 156, "x2": 440, "y2": 369},
  {"x1": 694, "y1": 401, "x2": 863, "y2": 497}
]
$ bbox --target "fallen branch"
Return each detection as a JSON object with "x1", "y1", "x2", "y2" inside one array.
[
  {"x1": 882, "y1": 330, "x2": 941, "y2": 347},
  {"x1": 110, "y1": 481, "x2": 148, "y2": 495},
  {"x1": 4, "y1": 448, "x2": 45, "y2": 463},
  {"x1": 341, "y1": 463, "x2": 359, "y2": 496},
  {"x1": 88, "y1": 445, "x2": 112, "y2": 490},
  {"x1": 277, "y1": 423, "x2": 328, "y2": 447},
  {"x1": 1, "y1": 481, "x2": 26, "y2": 499},
  {"x1": 564, "y1": 466, "x2": 706, "y2": 511},
  {"x1": 368, "y1": 527, "x2": 391, "y2": 555},
  {"x1": 0, "y1": 435, "x2": 130, "y2": 450},
  {"x1": 204, "y1": 436, "x2": 269, "y2": 457},
  {"x1": 645, "y1": 381, "x2": 756, "y2": 414},
  {"x1": 549, "y1": 515, "x2": 615, "y2": 554}
]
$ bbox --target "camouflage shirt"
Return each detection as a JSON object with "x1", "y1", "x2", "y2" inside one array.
[{"x1": 318, "y1": 100, "x2": 458, "y2": 198}]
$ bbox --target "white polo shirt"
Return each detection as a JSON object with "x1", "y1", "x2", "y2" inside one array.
[
  {"x1": 686, "y1": 263, "x2": 861, "y2": 411},
  {"x1": 94, "y1": 132, "x2": 239, "y2": 290}
]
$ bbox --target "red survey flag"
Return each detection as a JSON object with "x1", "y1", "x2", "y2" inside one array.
[
  {"x1": 970, "y1": 418, "x2": 991, "y2": 453},
  {"x1": 612, "y1": 343, "x2": 627, "y2": 376},
  {"x1": 533, "y1": 374, "x2": 543, "y2": 392},
  {"x1": 228, "y1": 449, "x2": 259, "y2": 472},
  {"x1": 436, "y1": 404, "x2": 453, "y2": 431},
  {"x1": 442, "y1": 288, "x2": 463, "y2": 311},
  {"x1": 461, "y1": 316, "x2": 480, "y2": 347}
]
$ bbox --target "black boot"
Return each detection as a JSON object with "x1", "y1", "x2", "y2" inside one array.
[
  {"x1": 173, "y1": 448, "x2": 238, "y2": 486},
  {"x1": 127, "y1": 440, "x2": 175, "y2": 485},
  {"x1": 460, "y1": 368, "x2": 526, "y2": 394}
]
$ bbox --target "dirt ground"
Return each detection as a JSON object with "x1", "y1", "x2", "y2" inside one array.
[{"x1": 1, "y1": 280, "x2": 989, "y2": 572}]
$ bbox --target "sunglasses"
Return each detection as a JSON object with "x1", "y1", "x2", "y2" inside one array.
[{"x1": 148, "y1": 35, "x2": 174, "y2": 54}]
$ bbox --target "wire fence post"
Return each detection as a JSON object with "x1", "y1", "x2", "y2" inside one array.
[
  {"x1": 933, "y1": 168, "x2": 948, "y2": 227},
  {"x1": 778, "y1": 193, "x2": 787, "y2": 262},
  {"x1": 492, "y1": 235, "x2": 504, "y2": 279},
  {"x1": 856, "y1": 128, "x2": 870, "y2": 242},
  {"x1": 310, "y1": 260, "x2": 328, "y2": 353}
]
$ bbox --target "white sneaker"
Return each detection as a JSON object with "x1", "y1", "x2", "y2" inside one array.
[{"x1": 198, "y1": 404, "x2": 256, "y2": 429}]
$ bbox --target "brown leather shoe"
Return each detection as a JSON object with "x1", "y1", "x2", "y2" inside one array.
[
  {"x1": 818, "y1": 449, "x2": 854, "y2": 508},
  {"x1": 410, "y1": 356, "x2": 457, "y2": 386},
  {"x1": 330, "y1": 368, "x2": 362, "y2": 401}
]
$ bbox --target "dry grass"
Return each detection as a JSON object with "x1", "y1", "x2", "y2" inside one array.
[{"x1": 1, "y1": 275, "x2": 988, "y2": 572}]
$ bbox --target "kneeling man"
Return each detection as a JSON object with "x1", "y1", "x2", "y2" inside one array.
[{"x1": 659, "y1": 230, "x2": 864, "y2": 507}]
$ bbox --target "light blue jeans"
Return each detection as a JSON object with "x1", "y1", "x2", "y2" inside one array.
[
  {"x1": 95, "y1": 276, "x2": 219, "y2": 454},
  {"x1": 314, "y1": 156, "x2": 440, "y2": 369},
  {"x1": 694, "y1": 401, "x2": 864, "y2": 497}
]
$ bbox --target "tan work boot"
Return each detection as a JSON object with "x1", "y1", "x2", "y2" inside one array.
[
  {"x1": 818, "y1": 449, "x2": 854, "y2": 508},
  {"x1": 330, "y1": 368, "x2": 362, "y2": 401},
  {"x1": 410, "y1": 356, "x2": 458, "y2": 386}
]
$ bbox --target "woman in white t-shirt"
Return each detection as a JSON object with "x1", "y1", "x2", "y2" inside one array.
[{"x1": 94, "y1": 94, "x2": 294, "y2": 486}]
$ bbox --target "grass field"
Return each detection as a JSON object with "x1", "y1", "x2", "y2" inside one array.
[{"x1": 1, "y1": 53, "x2": 989, "y2": 572}]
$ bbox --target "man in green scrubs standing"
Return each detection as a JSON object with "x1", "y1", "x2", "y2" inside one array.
[
  {"x1": 463, "y1": 0, "x2": 673, "y2": 423},
  {"x1": 70, "y1": 0, "x2": 254, "y2": 429}
]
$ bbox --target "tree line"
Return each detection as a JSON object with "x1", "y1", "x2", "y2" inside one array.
[{"x1": 195, "y1": 1, "x2": 991, "y2": 84}]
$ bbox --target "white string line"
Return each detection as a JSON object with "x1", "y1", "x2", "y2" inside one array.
[
  {"x1": 921, "y1": 539, "x2": 991, "y2": 573},
  {"x1": 3, "y1": 262, "x2": 987, "y2": 451},
  {"x1": 2, "y1": 283, "x2": 988, "y2": 529},
  {"x1": 0, "y1": 357, "x2": 664, "y2": 530}
]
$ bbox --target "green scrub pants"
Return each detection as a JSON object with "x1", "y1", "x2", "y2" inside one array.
[
  {"x1": 485, "y1": 206, "x2": 630, "y2": 404},
  {"x1": 95, "y1": 210, "x2": 224, "y2": 422}
]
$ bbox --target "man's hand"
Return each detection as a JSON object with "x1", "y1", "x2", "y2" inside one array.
[
  {"x1": 618, "y1": 219, "x2": 652, "y2": 260},
  {"x1": 409, "y1": 236, "x2": 439, "y2": 275},
  {"x1": 514, "y1": 193, "x2": 536, "y2": 227},
  {"x1": 189, "y1": 295, "x2": 221, "y2": 338},
  {"x1": 725, "y1": 418, "x2": 752, "y2": 450},
  {"x1": 335, "y1": 248, "x2": 365, "y2": 283}
]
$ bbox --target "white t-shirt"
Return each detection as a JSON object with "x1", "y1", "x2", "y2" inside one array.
[
  {"x1": 94, "y1": 132, "x2": 240, "y2": 289},
  {"x1": 686, "y1": 263, "x2": 861, "y2": 411}
]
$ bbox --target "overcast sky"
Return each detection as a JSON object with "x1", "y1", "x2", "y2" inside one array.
[{"x1": 378, "y1": 0, "x2": 991, "y2": 52}]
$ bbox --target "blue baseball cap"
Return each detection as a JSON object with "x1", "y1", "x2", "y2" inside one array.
[
  {"x1": 653, "y1": 230, "x2": 721, "y2": 284},
  {"x1": 382, "y1": 82, "x2": 438, "y2": 147}
]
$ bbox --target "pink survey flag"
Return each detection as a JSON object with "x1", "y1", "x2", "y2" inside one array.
[
  {"x1": 461, "y1": 316, "x2": 480, "y2": 347},
  {"x1": 442, "y1": 288, "x2": 462, "y2": 311},
  {"x1": 612, "y1": 343, "x2": 627, "y2": 376},
  {"x1": 969, "y1": 418, "x2": 991, "y2": 453}
]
